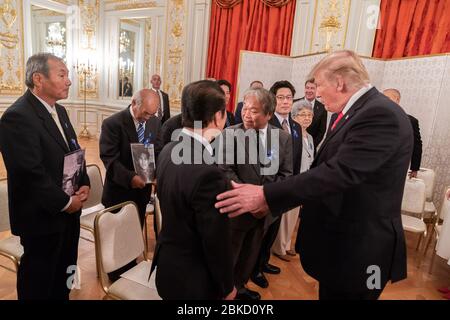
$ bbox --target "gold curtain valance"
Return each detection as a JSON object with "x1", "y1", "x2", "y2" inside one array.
[{"x1": 215, "y1": 0, "x2": 293, "y2": 9}]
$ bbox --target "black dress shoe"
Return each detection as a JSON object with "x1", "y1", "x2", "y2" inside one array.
[
  {"x1": 235, "y1": 288, "x2": 261, "y2": 300},
  {"x1": 262, "y1": 263, "x2": 280, "y2": 274},
  {"x1": 251, "y1": 272, "x2": 268, "y2": 288}
]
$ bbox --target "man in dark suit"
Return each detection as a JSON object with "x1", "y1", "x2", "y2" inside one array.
[
  {"x1": 154, "y1": 113, "x2": 183, "y2": 157},
  {"x1": 219, "y1": 87, "x2": 292, "y2": 300},
  {"x1": 0, "y1": 53, "x2": 90, "y2": 300},
  {"x1": 216, "y1": 50, "x2": 413, "y2": 300},
  {"x1": 250, "y1": 81, "x2": 302, "y2": 289},
  {"x1": 100, "y1": 88, "x2": 160, "y2": 226},
  {"x1": 150, "y1": 74, "x2": 170, "y2": 124},
  {"x1": 383, "y1": 88, "x2": 422, "y2": 178},
  {"x1": 216, "y1": 79, "x2": 236, "y2": 128},
  {"x1": 293, "y1": 79, "x2": 327, "y2": 148},
  {"x1": 234, "y1": 80, "x2": 264, "y2": 124},
  {"x1": 153, "y1": 80, "x2": 235, "y2": 300}
]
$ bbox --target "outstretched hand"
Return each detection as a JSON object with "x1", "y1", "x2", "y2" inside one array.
[{"x1": 215, "y1": 181, "x2": 269, "y2": 218}]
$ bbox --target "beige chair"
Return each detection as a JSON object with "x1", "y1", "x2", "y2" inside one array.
[
  {"x1": 80, "y1": 164, "x2": 105, "y2": 240},
  {"x1": 424, "y1": 187, "x2": 450, "y2": 274},
  {"x1": 94, "y1": 201, "x2": 160, "y2": 300},
  {"x1": 0, "y1": 178, "x2": 23, "y2": 273},
  {"x1": 416, "y1": 168, "x2": 437, "y2": 222},
  {"x1": 401, "y1": 178, "x2": 427, "y2": 262}
]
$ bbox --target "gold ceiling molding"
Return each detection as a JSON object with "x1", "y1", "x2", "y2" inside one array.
[
  {"x1": 215, "y1": 0, "x2": 292, "y2": 8},
  {"x1": 105, "y1": 0, "x2": 157, "y2": 10}
]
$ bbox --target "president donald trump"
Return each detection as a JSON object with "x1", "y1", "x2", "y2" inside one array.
[{"x1": 216, "y1": 50, "x2": 413, "y2": 300}]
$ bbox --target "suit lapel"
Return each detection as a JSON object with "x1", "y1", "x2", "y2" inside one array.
[
  {"x1": 26, "y1": 90, "x2": 70, "y2": 153},
  {"x1": 56, "y1": 105, "x2": 78, "y2": 151},
  {"x1": 314, "y1": 87, "x2": 378, "y2": 162}
]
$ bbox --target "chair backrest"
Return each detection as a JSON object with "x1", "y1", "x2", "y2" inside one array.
[
  {"x1": 94, "y1": 202, "x2": 145, "y2": 274},
  {"x1": 401, "y1": 178, "x2": 426, "y2": 215},
  {"x1": 154, "y1": 194, "x2": 162, "y2": 235},
  {"x1": 83, "y1": 164, "x2": 103, "y2": 209},
  {"x1": 0, "y1": 178, "x2": 10, "y2": 232},
  {"x1": 439, "y1": 187, "x2": 450, "y2": 222},
  {"x1": 416, "y1": 168, "x2": 435, "y2": 201}
]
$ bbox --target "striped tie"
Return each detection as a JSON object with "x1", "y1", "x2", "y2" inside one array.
[{"x1": 137, "y1": 122, "x2": 145, "y2": 143}]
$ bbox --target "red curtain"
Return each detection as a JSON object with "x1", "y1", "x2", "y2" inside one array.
[
  {"x1": 373, "y1": 0, "x2": 450, "y2": 58},
  {"x1": 206, "y1": 0, "x2": 296, "y2": 111}
]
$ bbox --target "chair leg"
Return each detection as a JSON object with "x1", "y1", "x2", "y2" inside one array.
[
  {"x1": 416, "y1": 233, "x2": 423, "y2": 251},
  {"x1": 429, "y1": 247, "x2": 436, "y2": 274},
  {"x1": 423, "y1": 228, "x2": 435, "y2": 258},
  {"x1": 143, "y1": 215, "x2": 149, "y2": 253}
]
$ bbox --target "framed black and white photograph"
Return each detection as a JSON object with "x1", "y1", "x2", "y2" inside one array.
[
  {"x1": 130, "y1": 143, "x2": 155, "y2": 184},
  {"x1": 62, "y1": 149, "x2": 85, "y2": 196}
]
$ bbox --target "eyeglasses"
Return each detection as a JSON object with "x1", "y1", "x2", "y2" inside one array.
[
  {"x1": 276, "y1": 95, "x2": 293, "y2": 101},
  {"x1": 296, "y1": 113, "x2": 313, "y2": 118}
]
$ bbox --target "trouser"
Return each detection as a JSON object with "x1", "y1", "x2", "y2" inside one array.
[
  {"x1": 17, "y1": 218, "x2": 80, "y2": 300},
  {"x1": 230, "y1": 222, "x2": 264, "y2": 289},
  {"x1": 252, "y1": 216, "x2": 281, "y2": 276}
]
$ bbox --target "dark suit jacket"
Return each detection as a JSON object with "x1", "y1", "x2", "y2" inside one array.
[
  {"x1": 296, "y1": 97, "x2": 327, "y2": 147},
  {"x1": 265, "y1": 87, "x2": 412, "y2": 293},
  {"x1": 154, "y1": 113, "x2": 183, "y2": 157},
  {"x1": 225, "y1": 111, "x2": 235, "y2": 128},
  {"x1": 269, "y1": 115, "x2": 302, "y2": 175},
  {"x1": 0, "y1": 90, "x2": 89, "y2": 236},
  {"x1": 100, "y1": 106, "x2": 160, "y2": 218},
  {"x1": 154, "y1": 133, "x2": 234, "y2": 299},
  {"x1": 408, "y1": 115, "x2": 422, "y2": 171},
  {"x1": 234, "y1": 102, "x2": 244, "y2": 124},
  {"x1": 160, "y1": 91, "x2": 170, "y2": 124},
  {"x1": 219, "y1": 123, "x2": 293, "y2": 230}
]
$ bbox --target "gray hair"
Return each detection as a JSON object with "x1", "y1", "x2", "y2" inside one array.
[
  {"x1": 132, "y1": 90, "x2": 144, "y2": 107},
  {"x1": 292, "y1": 100, "x2": 313, "y2": 118},
  {"x1": 243, "y1": 88, "x2": 275, "y2": 115},
  {"x1": 25, "y1": 53, "x2": 64, "y2": 89}
]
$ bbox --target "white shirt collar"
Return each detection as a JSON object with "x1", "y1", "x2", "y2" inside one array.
[
  {"x1": 31, "y1": 91, "x2": 55, "y2": 114},
  {"x1": 181, "y1": 127, "x2": 213, "y2": 155},
  {"x1": 341, "y1": 84, "x2": 373, "y2": 115},
  {"x1": 274, "y1": 112, "x2": 289, "y2": 125}
]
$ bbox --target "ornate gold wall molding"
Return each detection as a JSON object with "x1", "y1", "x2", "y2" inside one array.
[
  {"x1": 143, "y1": 18, "x2": 152, "y2": 89},
  {"x1": 0, "y1": 0, "x2": 24, "y2": 95},
  {"x1": 163, "y1": 0, "x2": 186, "y2": 109},
  {"x1": 104, "y1": 0, "x2": 157, "y2": 11},
  {"x1": 78, "y1": 0, "x2": 99, "y2": 99},
  {"x1": 310, "y1": 0, "x2": 351, "y2": 53}
]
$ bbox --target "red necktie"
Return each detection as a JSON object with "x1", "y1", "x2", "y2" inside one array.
[{"x1": 331, "y1": 112, "x2": 344, "y2": 131}]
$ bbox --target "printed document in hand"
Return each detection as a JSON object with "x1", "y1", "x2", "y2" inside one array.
[{"x1": 62, "y1": 149, "x2": 85, "y2": 196}]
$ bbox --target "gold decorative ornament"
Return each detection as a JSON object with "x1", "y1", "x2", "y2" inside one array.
[
  {"x1": 0, "y1": 31, "x2": 18, "y2": 49},
  {"x1": 0, "y1": 0, "x2": 17, "y2": 29},
  {"x1": 75, "y1": 60, "x2": 97, "y2": 138},
  {"x1": 171, "y1": 22, "x2": 182, "y2": 38}
]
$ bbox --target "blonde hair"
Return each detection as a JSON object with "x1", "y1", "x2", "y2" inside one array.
[{"x1": 308, "y1": 50, "x2": 370, "y2": 90}]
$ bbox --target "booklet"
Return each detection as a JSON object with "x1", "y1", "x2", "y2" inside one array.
[
  {"x1": 62, "y1": 149, "x2": 86, "y2": 196},
  {"x1": 130, "y1": 143, "x2": 156, "y2": 184}
]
